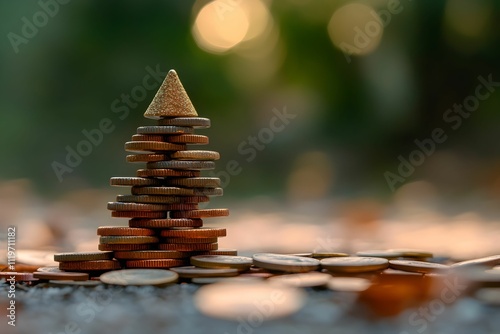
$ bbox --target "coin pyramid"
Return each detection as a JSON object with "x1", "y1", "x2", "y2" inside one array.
[{"x1": 97, "y1": 69, "x2": 232, "y2": 269}]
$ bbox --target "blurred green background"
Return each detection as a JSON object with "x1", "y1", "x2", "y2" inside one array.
[{"x1": 1, "y1": 0, "x2": 500, "y2": 202}]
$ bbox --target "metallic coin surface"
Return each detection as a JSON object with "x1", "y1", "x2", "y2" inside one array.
[
  {"x1": 100, "y1": 269, "x2": 179, "y2": 285},
  {"x1": 252, "y1": 253, "x2": 320, "y2": 273},
  {"x1": 321, "y1": 257, "x2": 389, "y2": 273}
]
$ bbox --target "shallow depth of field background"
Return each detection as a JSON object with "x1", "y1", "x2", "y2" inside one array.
[{"x1": 0, "y1": 0, "x2": 500, "y2": 257}]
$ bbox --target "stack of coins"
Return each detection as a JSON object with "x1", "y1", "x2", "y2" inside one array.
[{"x1": 101, "y1": 69, "x2": 230, "y2": 269}]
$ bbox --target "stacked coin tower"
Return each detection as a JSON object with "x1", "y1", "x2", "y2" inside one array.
[{"x1": 98, "y1": 69, "x2": 230, "y2": 269}]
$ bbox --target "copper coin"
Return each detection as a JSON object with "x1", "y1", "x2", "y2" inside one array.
[
  {"x1": 160, "y1": 228, "x2": 226, "y2": 238},
  {"x1": 389, "y1": 260, "x2": 450, "y2": 274},
  {"x1": 97, "y1": 226, "x2": 155, "y2": 236},
  {"x1": 131, "y1": 186, "x2": 195, "y2": 196},
  {"x1": 0, "y1": 272, "x2": 39, "y2": 281},
  {"x1": 117, "y1": 194, "x2": 209, "y2": 204},
  {"x1": 166, "y1": 177, "x2": 221, "y2": 188},
  {"x1": 113, "y1": 250, "x2": 187, "y2": 260},
  {"x1": 252, "y1": 253, "x2": 320, "y2": 273},
  {"x1": 54, "y1": 251, "x2": 114, "y2": 262},
  {"x1": 98, "y1": 243, "x2": 150, "y2": 251},
  {"x1": 107, "y1": 202, "x2": 198, "y2": 212},
  {"x1": 164, "y1": 237, "x2": 218, "y2": 244},
  {"x1": 165, "y1": 134, "x2": 209, "y2": 144},
  {"x1": 33, "y1": 271, "x2": 89, "y2": 281},
  {"x1": 136, "y1": 168, "x2": 201, "y2": 178},
  {"x1": 137, "y1": 125, "x2": 194, "y2": 135},
  {"x1": 159, "y1": 243, "x2": 219, "y2": 251},
  {"x1": 99, "y1": 236, "x2": 159, "y2": 245},
  {"x1": 157, "y1": 117, "x2": 210, "y2": 128},
  {"x1": 129, "y1": 218, "x2": 203, "y2": 228},
  {"x1": 126, "y1": 154, "x2": 168, "y2": 163},
  {"x1": 147, "y1": 160, "x2": 216, "y2": 170},
  {"x1": 125, "y1": 141, "x2": 186, "y2": 152},
  {"x1": 170, "y1": 266, "x2": 239, "y2": 278},
  {"x1": 125, "y1": 259, "x2": 187, "y2": 269},
  {"x1": 59, "y1": 260, "x2": 121, "y2": 271},
  {"x1": 111, "y1": 211, "x2": 166, "y2": 218},
  {"x1": 194, "y1": 249, "x2": 238, "y2": 256},
  {"x1": 110, "y1": 177, "x2": 163, "y2": 187},
  {"x1": 170, "y1": 150, "x2": 220, "y2": 161},
  {"x1": 321, "y1": 257, "x2": 389, "y2": 273},
  {"x1": 131, "y1": 134, "x2": 166, "y2": 141},
  {"x1": 170, "y1": 209, "x2": 229, "y2": 218}
]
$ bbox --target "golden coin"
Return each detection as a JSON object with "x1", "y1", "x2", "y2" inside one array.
[
  {"x1": 111, "y1": 211, "x2": 166, "y2": 218},
  {"x1": 356, "y1": 250, "x2": 403, "y2": 259},
  {"x1": 194, "y1": 281, "x2": 305, "y2": 320},
  {"x1": 389, "y1": 260, "x2": 449, "y2": 274},
  {"x1": 164, "y1": 237, "x2": 218, "y2": 244},
  {"x1": 160, "y1": 227, "x2": 226, "y2": 238},
  {"x1": 59, "y1": 260, "x2": 121, "y2": 271},
  {"x1": 129, "y1": 218, "x2": 203, "y2": 228},
  {"x1": 100, "y1": 269, "x2": 179, "y2": 286},
  {"x1": 136, "y1": 168, "x2": 201, "y2": 178},
  {"x1": 98, "y1": 243, "x2": 150, "y2": 251},
  {"x1": 311, "y1": 252, "x2": 350, "y2": 259},
  {"x1": 268, "y1": 272, "x2": 332, "y2": 288},
  {"x1": 157, "y1": 117, "x2": 210, "y2": 128},
  {"x1": 170, "y1": 150, "x2": 220, "y2": 161},
  {"x1": 147, "y1": 160, "x2": 216, "y2": 170},
  {"x1": 97, "y1": 226, "x2": 155, "y2": 236},
  {"x1": 125, "y1": 141, "x2": 186, "y2": 152},
  {"x1": 320, "y1": 257, "x2": 389, "y2": 273},
  {"x1": 190, "y1": 255, "x2": 253, "y2": 271},
  {"x1": 113, "y1": 250, "x2": 187, "y2": 260},
  {"x1": 117, "y1": 194, "x2": 209, "y2": 204},
  {"x1": 170, "y1": 209, "x2": 229, "y2": 218},
  {"x1": 451, "y1": 254, "x2": 500, "y2": 269},
  {"x1": 99, "y1": 236, "x2": 159, "y2": 245},
  {"x1": 165, "y1": 134, "x2": 209, "y2": 144},
  {"x1": 194, "y1": 249, "x2": 238, "y2": 256},
  {"x1": 159, "y1": 243, "x2": 219, "y2": 251},
  {"x1": 107, "y1": 202, "x2": 198, "y2": 211},
  {"x1": 327, "y1": 277, "x2": 372, "y2": 292},
  {"x1": 170, "y1": 266, "x2": 239, "y2": 278},
  {"x1": 252, "y1": 253, "x2": 320, "y2": 273},
  {"x1": 54, "y1": 251, "x2": 114, "y2": 262},
  {"x1": 125, "y1": 259, "x2": 187, "y2": 269},
  {"x1": 33, "y1": 271, "x2": 89, "y2": 281},
  {"x1": 136, "y1": 125, "x2": 194, "y2": 134},
  {"x1": 166, "y1": 177, "x2": 221, "y2": 188},
  {"x1": 132, "y1": 134, "x2": 166, "y2": 142},
  {"x1": 387, "y1": 249, "x2": 433, "y2": 258},
  {"x1": 126, "y1": 154, "x2": 168, "y2": 163},
  {"x1": 110, "y1": 177, "x2": 163, "y2": 187}
]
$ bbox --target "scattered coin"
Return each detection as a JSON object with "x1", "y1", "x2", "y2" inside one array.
[
  {"x1": 356, "y1": 250, "x2": 404, "y2": 259},
  {"x1": 147, "y1": 160, "x2": 216, "y2": 170},
  {"x1": 97, "y1": 226, "x2": 155, "y2": 236},
  {"x1": 190, "y1": 255, "x2": 253, "y2": 271},
  {"x1": 99, "y1": 236, "x2": 159, "y2": 245},
  {"x1": 252, "y1": 253, "x2": 320, "y2": 273},
  {"x1": 107, "y1": 202, "x2": 198, "y2": 211},
  {"x1": 0, "y1": 272, "x2": 39, "y2": 281},
  {"x1": 54, "y1": 251, "x2": 114, "y2": 262},
  {"x1": 268, "y1": 272, "x2": 332, "y2": 288},
  {"x1": 170, "y1": 266, "x2": 239, "y2": 278},
  {"x1": 170, "y1": 208, "x2": 229, "y2": 218},
  {"x1": 129, "y1": 218, "x2": 203, "y2": 228},
  {"x1": 125, "y1": 141, "x2": 187, "y2": 152},
  {"x1": 110, "y1": 177, "x2": 163, "y2": 187},
  {"x1": 170, "y1": 150, "x2": 220, "y2": 161},
  {"x1": 160, "y1": 228, "x2": 227, "y2": 238},
  {"x1": 288, "y1": 253, "x2": 313, "y2": 257},
  {"x1": 98, "y1": 243, "x2": 151, "y2": 251},
  {"x1": 159, "y1": 243, "x2": 219, "y2": 251},
  {"x1": 125, "y1": 259, "x2": 187, "y2": 269},
  {"x1": 111, "y1": 211, "x2": 166, "y2": 218},
  {"x1": 389, "y1": 260, "x2": 449, "y2": 274},
  {"x1": 113, "y1": 250, "x2": 187, "y2": 260},
  {"x1": 320, "y1": 257, "x2": 389, "y2": 273},
  {"x1": 311, "y1": 252, "x2": 350, "y2": 259},
  {"x1": 166, "y1": 177, "x2": 221, "y2": 188},
  {"x1": 59, "y1": 260, "x2": 121, "y2": 271},
  {"x1": 33, "y1": 271, "x2": 89, "y2": 281},
  {"x1": 100, "y1": 269, "x2": 179, "y2": 285},
  {"x1": 164, "y1": 237, "x2": 218, "y2": 244},
  {"x1": 136, "y1": 126, "x2": 194, "y2": 135},
  {"x1": 157, "y1": 117, "x2": 210, "y2": 128},
  {"x1": 36, "y1": 266, "x2": 62, "y2": 273},
  {"x1": 126, "y1": 154, "x2": 168, "y2": 163},
  {"x1": 136, "y1": 168, "x2": 201, "y2": 177},
  {"x1": 327, "y1": 277, "x2": 372, "y2": 292},
  {"x1": 451, "y1": 254, "x2": 500, "y2": 269}
]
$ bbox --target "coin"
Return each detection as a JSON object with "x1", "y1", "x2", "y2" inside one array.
[
  {"x1": 356, "y1": 250, "x2": 404, "y2": 259},
  {"x1": 0, "y1": 272, "x2": 39, "y2": 281},
  {"x1": 129, "y1": 218, "x2": 203, "y2": 228},
  {"x1": 100, "y1": 269, "x2": 179, "y2": 285},
  {"x1": 99, "y1": 236, "x2": 159, "y2": 244},
  {"x1": 327, "y1": 277, "x2": 372, "y2": 292},
  {"x1": 147, "y1": 160, "x2": 216, "y2": 170},
  {"x1": 132, "y1": 134, "x2": 166, "y2": 142},
  {"x1": 194, "y1": 249, "x2": 238, "y2": 256},
  {"x1": 110, "y1": 177, "x2": 163, "y2": 187},
  {"x1": 125, "y1": 259, "x2": 187, "y2": 269},
  {"x1": 170, "y1": 266, "x2": 239, "y2": 278},
  {"x1": 166, "y1": 177, "x2": 221, "y2": 188},
  {"x1": 111, "y1": 211, "x2": 166, "y2": 218},
  {"x1": 170, "y1": 150, "x2": 220, "y2": 161},
  {"x1": 320, "y1": 257, "x2": 389, "y2": 273},
  {"x1": 157, "y1": 117, "x2": 210, "y2": 128},
  {"x1": 389, "y1": 260, "x2": 449, "y2": 274},
  {"x1": 164, "y1": 237, "x2": 218, "y2": 244},
  {"x1": 48, "y1": 280, "x2": 102, "y2": 287},
  {"x1": 36, "y1": 266, "x2": 62, "y2": 272},
  {"x1": 54, "y1": 251, "x2": 114, "y2": 262},
  {"x1": 126, "y1": 154, "x2": 168, "y2": 163},
  {"x1": 252, "y1": 253, "x2": 320, "y2": 273},
  {"x1": 159, "y1": 243, "x2": 219, "y2": 251},
  {"x1": 311, "y1": 252, "x2": 350, "y2": 259},
  {"x1": 125, "y1": 141, "x2": 186, "y2": 152},
  {"x1": 117, "y1": 195, "x2": 209, "y2": 204},
  {"x1": 269, "y1": 272, "x2": 332, "y2": 288},
  {"x1": 136, "y1": 168, "x2": 201, "y2": 178},
  {"x1": 59, "y1": 260, "x2": 121, "y2": 271},
  {"x1": 107, "y1": 202, "x2": 198, "y2": 211},
  {"x1": 160, "y1": 228, "x2": 226, "y2": 238},
  {"x1": 190, "y1": 255, "x2": 253, "y2": 271},
  {"x1": 387, "y1": 249, "x2": 433, "y2": 258},
  {"x1": 165, "y1": 134, "x2": 209, "y2": 144},
  {"x1": 97, "y1": 226, "x2": 155, "y2": 236},
  {"x1": 33, "y1": 271, "x2": 89, "y2": 281},
  {"x1": 98, "y1": 243, "x2": 150, "y2": 251},
  {"x1": 451, "y1": 255, "x2": 500, "y2": 269},
  {"x1": 130, "y1": 186, "x2": 195, "y2": 196},
  {"x1": 170, "y1": 209, "x2": 229, "y2": 218},
  {"x1": 194, "y1": 281, "x2": 305, "y2": 320},
  {"x1": 136, "y1": 126, "x2": 194, "y2": 135},
  {"x1": 113, "y1": 250, "x2": 187, "y2": 260}
]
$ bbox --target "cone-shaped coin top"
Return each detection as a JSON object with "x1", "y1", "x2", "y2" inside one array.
[{"x1": 144, "y1": 69, "x2": 198, "y2": 119}]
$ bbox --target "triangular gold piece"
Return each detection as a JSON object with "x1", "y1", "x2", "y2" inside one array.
[{"x1": 144, "y1": 69, "x2": 198, "y2": 119}]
